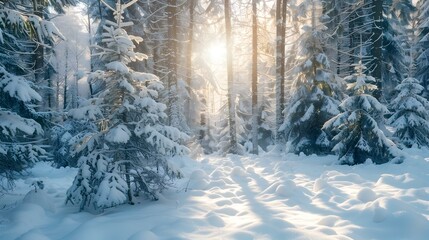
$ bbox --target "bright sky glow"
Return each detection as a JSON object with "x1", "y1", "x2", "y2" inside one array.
[{"x1": 206, "y1": 42, "x2": 227, "y2": 65}]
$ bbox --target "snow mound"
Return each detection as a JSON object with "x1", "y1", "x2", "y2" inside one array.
[
  {"x1": 313, "y1": 177, "x2": 329, "y2": 192},
  {"x1": 188, "y1": 169, "x2": 210, "y2": 190},
  {"x1": 357, "y1": 188, "x2": 377, "y2": 203},
  {"x1": 317, "y1": 215, "x2": 341, "y2": 227},
  {"x1": 231, "y1": 166, "x2": 247, "y2": 178},
  {"x1": 22, "y1": 189, "x2": 56, "y2": 213},
  {"x1": 205, "y1": 212, "x2": 225, "y2": 227},
  {"x1": 275, "y1": 180, "x2": 297, "y2": 197},
  {"x1": 10, "y1": 203, "x2": 49, "y2": 230}
]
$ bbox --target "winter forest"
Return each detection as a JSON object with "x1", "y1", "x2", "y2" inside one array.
[{"x1": 1, "y1": 0, "x2": 429, "y2": 239}]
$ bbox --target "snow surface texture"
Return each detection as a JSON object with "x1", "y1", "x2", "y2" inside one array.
[{"x1": 1, "y1": 150, "x2": 429, "y2": 239}]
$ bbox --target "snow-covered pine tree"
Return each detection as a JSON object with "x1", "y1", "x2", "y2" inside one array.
[
  {"x1": 281, "y1": 0, "x2": 343, "y2": 155},
  {"x1": 323, "y1": 62, "x2": 399, "y2": 165},
  {"x1": 0, "y1": 2, "x2": 69, "y2": 189},
  {"x1": 0, "y1": 67, "x2": 46, "y2": 190},
  {"x1": 415, "y1": 0, "x2": 429, "y2": 95},
  {"x1": 388, "y1": 77, "x2": 429, "y2": 148},
  {"x1": 66, "y1": 0, "x2": 188, "y2": 211}
]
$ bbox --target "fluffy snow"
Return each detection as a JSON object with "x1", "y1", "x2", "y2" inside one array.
[
  {"x1": 105, "y1": 124, "x2": 131, "y2": 144},
  {"x1": 105, "y1": 61, "x2": 129, "y2": 74},
  {"x1": 1, "y1": 150, "x2": 429, "y2": 239}
]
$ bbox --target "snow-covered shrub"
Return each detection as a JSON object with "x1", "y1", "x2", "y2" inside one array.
[
  {"x1": 323, "y1": 62, "x2": 399, "y2": 165},
  {"x1": 388, "y1": 77, "x2": 429, "y2": 148},
  {"x1": 66, "y1": 0, "x2": 188, "y2": 211}
]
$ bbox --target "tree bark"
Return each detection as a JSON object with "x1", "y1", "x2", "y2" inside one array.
[
  {"x1": 224, "y1": 0, "x2": 238, "y2": 153},
  {"x1": 371, "y1": 0, "x2": 383, "y2": 99},
  {"x1": 251, "y1": 0, "x2": 259, "y2": 154},
  {"x1": 167, "y1": 0, "x2": 179, "y2": 127},
  {"x1": 275, "y1": 0, "x2": 287, "y2": 144},
  {"x1": 185, "y1": 0, "x2": 195, "y2": 124}
]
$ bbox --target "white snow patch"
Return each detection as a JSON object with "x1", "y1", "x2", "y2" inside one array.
[{"x1": 2, "y1": 150, "x2": 429, "y2": 240}]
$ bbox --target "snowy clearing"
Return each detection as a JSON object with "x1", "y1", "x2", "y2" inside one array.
[{"x1": 1, "y1": 149, "x2": 429, "y2": 240}]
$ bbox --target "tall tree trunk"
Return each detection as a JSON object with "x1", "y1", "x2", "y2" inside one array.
[
  {"x1": 275, "y1": 0, "x2": 287, "y2": 144},
  {"x1": 251, "y1": 0, "x2": 259, "y2": 154},
  {"x1": 371, "y1": 0, "x2": 383, "y2": 99},
  {"x1": 167, "y1": 0, "x2": 179, "y2": 127},
  {"x1": 87, "y1": 6, "x2": 94, "y2": 73},
  {"x1": 185, "y1": 0, "x2": 195, "y2": 124},
  {"x1": 32, "y1": 0, "x2": 44, "y2": 83},
  {"x1": 224, "y1": 0, "x2": 238, "y2": 153},
  {"x1": 33, "y1": 0, "x2": 50, "y2": 110},
  {"x1": 349, "y1": 7, "x2": 356, "y2": 74},
  {"x1": 63, "y1": 46, "x2": 69, "y2": 110}
]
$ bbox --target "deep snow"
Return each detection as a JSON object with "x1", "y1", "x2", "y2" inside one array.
[{"x1": 1, "y1": 149, "x2": 429, "y2": 240}]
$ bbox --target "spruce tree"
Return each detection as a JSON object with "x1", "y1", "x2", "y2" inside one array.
[
  {"x1": 281, "y1": 0, "x2": 344, "y2": 155},
  {"x1": 415, "y1": 0, "x2": 429, "y2": 95},
  {"x1": 0, "y1": 67, "x2": 46, "y2": 190},
  {"x1": 388, "y1": 77, "x2": 429, "y2": 148},
  {"x1": 324, "y1": 62, "x2": 399, "y2": 165},
  {"x1": 66, "y1": 0, "x2": 188, "y2": 211},
  {"x1": 0, "y1": 2, "x2": 70, "y2": 189}
]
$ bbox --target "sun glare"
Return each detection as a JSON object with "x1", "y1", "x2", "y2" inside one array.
[{"x1": 206, "y1": 42, "x2": 227, "y2": 65}]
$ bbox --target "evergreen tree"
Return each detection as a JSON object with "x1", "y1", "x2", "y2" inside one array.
[
  {"x1": 415, "y1": 0, "x2": 429, "y2": 95},
  {"x1": 0, "y1": 2, "x2": 70, "y2": 189},
  {"x1": 324, "y1": 62, "x2": 399, "y2": 165},
  {"x1": 281, "y1": 0, "x2": 343, "y2": 155},
  {"x1": 0, "y1": 67, "x2": 46, "y2": 190},
  {"x1": 388, "y1": 77, "x2": 429, "y2": 148},
  {"x1": 66, "y1": 0, "x2": 188, "y2": 211}
]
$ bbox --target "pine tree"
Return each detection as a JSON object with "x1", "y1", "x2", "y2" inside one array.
[
  {"x1": 281, "y1": 0, "x2": 343, "y2": 155},
  {"x1": 324, "y1": 62, "x2": 399, "y2": 165},
  {"x1": 388, "y1": 77, "x2": 429, "y2": 148},
  {"x1": 66, "y1": 0, "x2": 188, "y2": 211},
  {"x1": 0, "y1": 2, "x2": 70, "y2": 189},
  {"x1": 415, "y1": 0, "x2": 429, "y2": 95},
  {"x1": 0, "y1": 67, "x2": 46, "y2": 190}
]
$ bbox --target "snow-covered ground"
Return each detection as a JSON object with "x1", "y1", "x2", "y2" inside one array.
[{"x1": 1, "y1": 149, "x2": 429, "y2": 240}]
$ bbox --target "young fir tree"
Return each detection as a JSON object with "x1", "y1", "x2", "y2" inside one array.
[
  {"x1": 323, "y1": 62, "x2": 399, "y2": 165},
  {"x1": 66, "y1": 0, "x2": 188, "y2": 211},
  {"x1": 281, "y1": 0, "x2": 344, "y2": 155},
  {"x1": 388, "y1": 77, "x2": 429, "y2": 148}
]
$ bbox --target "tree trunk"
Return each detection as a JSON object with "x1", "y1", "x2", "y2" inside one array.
[
  {"x1": 185, "y1": 0, "x2": 195, "y2": 124},
  {"x1": 275, "y1": 0, "x2": 287, "y2": 144},
  {"x1": 32, "y1": 0, "x2": 44, "y2": 84},
  {"x1": 167, "y1": 0, "x2": 179, "y2": 127},
  {"x1": 125, "y1": 161, "x2": 133, "y2": 204},
  {"x1": 63, "y1": 46, "x2": 69, "y2": 110},
  {"x1": 224, "y1": 0, "x2": 238, "y2": 153},
  {"x1": 251, "y1": 0, "x2": 259, "y2": 154},
  {"x1": 349, "y1": 9, "x2": 355, "y2": 74},
  {"x1": 371, "y1": 0, "x2": 383, "y2": 99}
]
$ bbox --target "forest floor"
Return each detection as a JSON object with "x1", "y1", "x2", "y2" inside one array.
[{"x1": 1, "y1": 149, "x2": 429, "y2": 240}]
